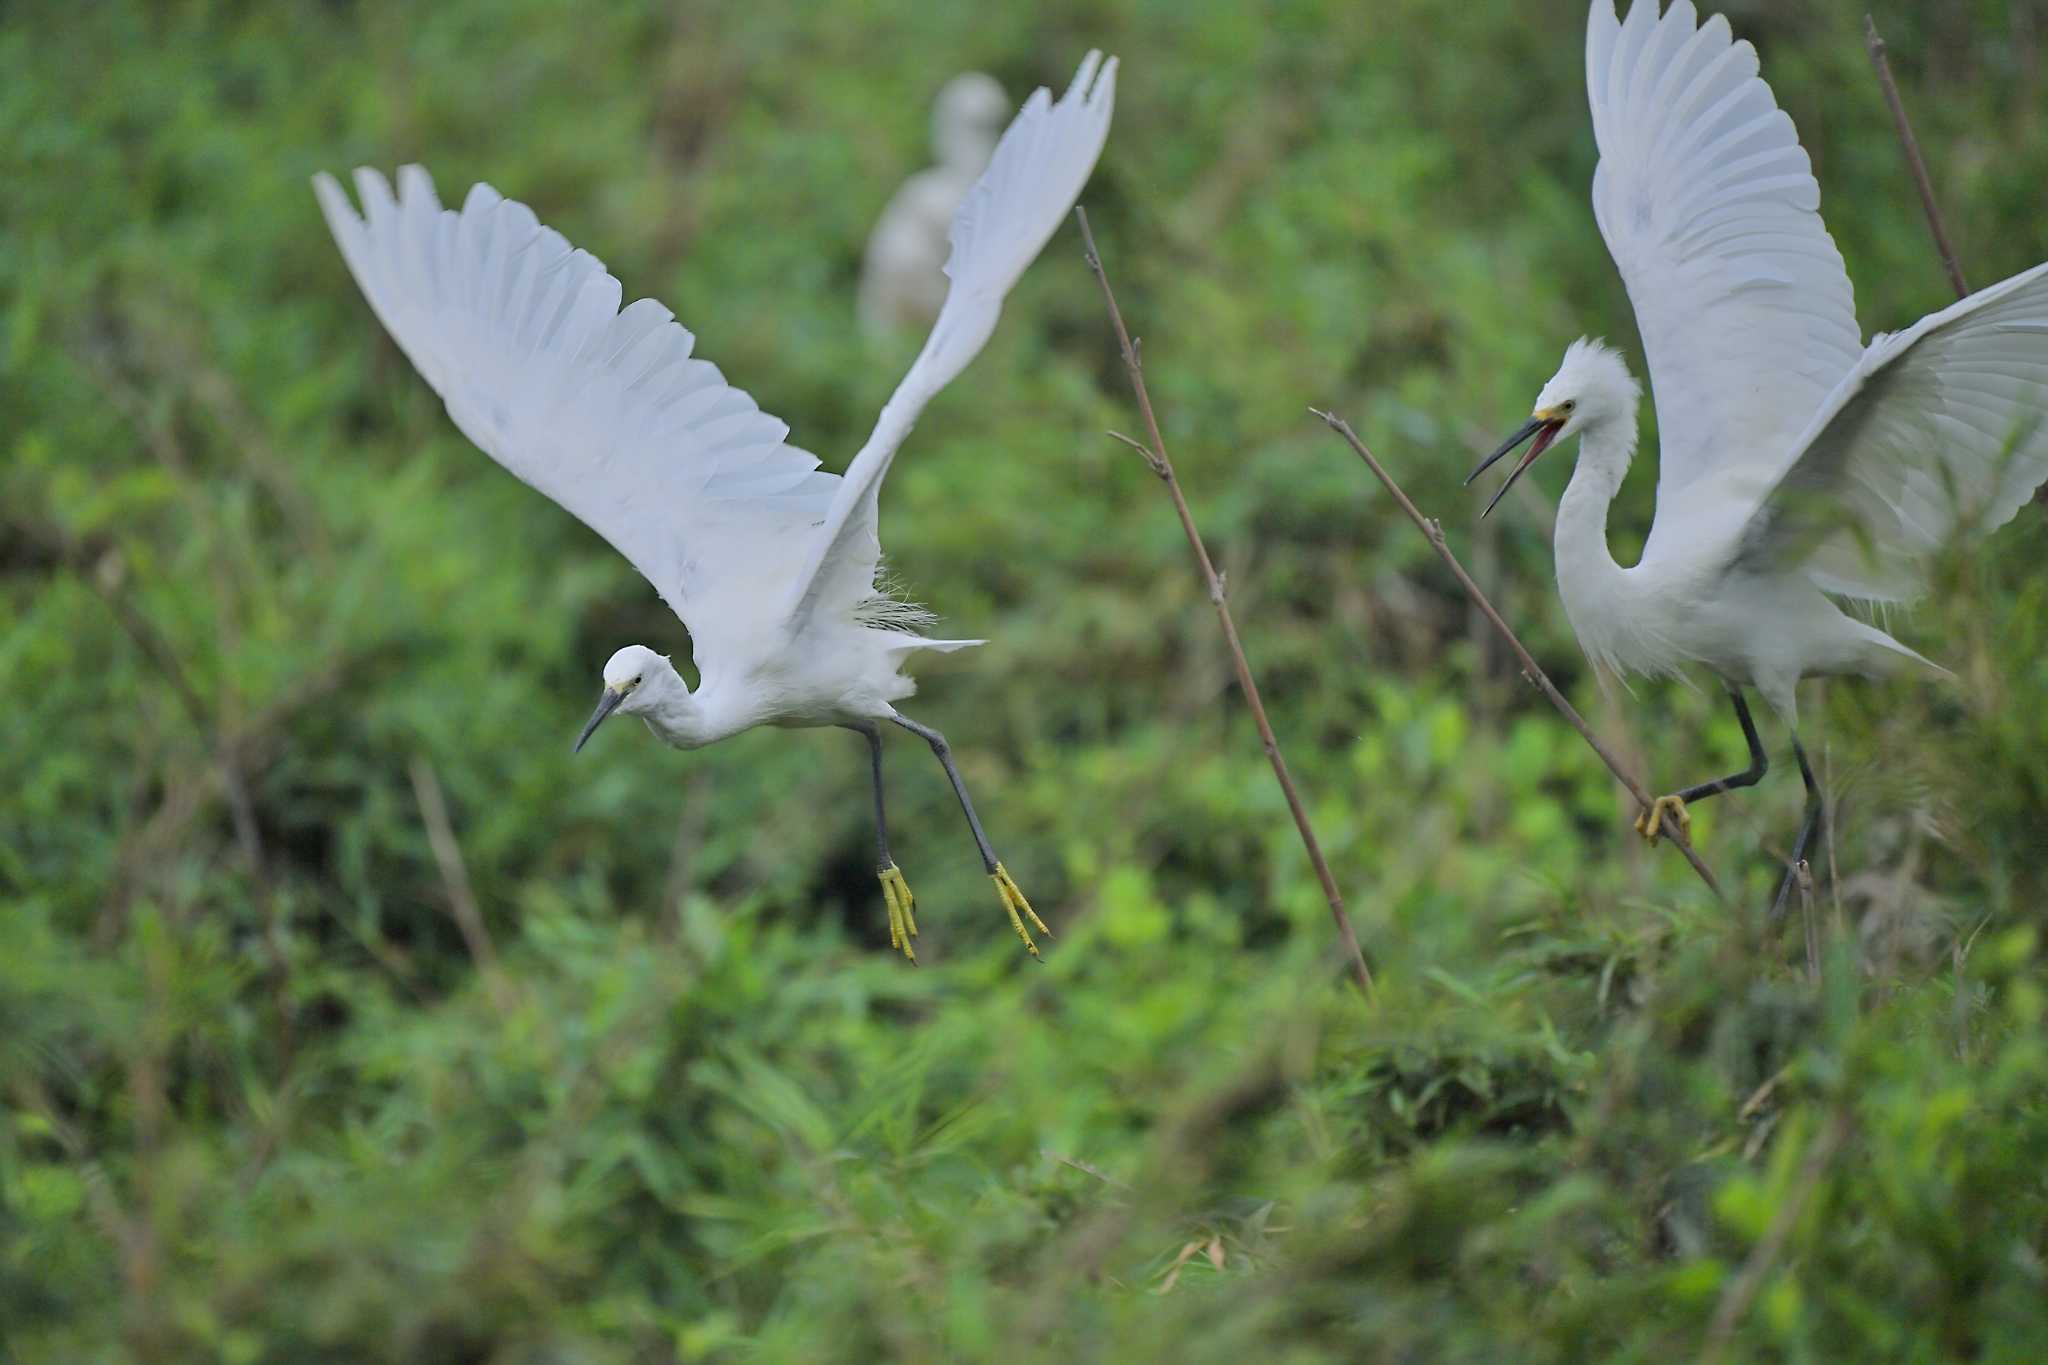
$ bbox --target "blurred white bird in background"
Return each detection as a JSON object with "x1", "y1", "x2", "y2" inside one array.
[
  {"x1": 315, "y1": 52, "x2": 1117, "y2": 961},
  {"x1": 858, "y1": 71, "x2": 1011, "y2": 335},
  {"x1": 1469, "y1": 0, "x2": 2048, "y2": 914}
]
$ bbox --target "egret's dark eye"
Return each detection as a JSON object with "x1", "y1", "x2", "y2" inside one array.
[
  {"x1": 1562, "y1": 400, "x2": 1577, "y2": 412},
  {"x1": 630, "y1": 675, "x2": 643, "y2": 688}
]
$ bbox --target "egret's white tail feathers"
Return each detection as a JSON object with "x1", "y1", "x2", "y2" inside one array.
[
  {"x1": 884, "y1": 636, "x2": 985, "y2": 655},
  {"x1": 780, "y1": 52, "x2": 1117, "y2": 638},
  {"x1": 852, "y1": 595, "x2": 938, "y2": 632},
  {"x1": 843, "y1": 561, "x2": 939, "y2": 632},
  {"x1": 1858, "y1": 621, "x2": 1952, "y2": 682}
]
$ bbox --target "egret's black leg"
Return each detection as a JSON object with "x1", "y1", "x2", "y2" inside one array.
[
  {"x1": 1678, "y1": 688, "x2": 1769, "y2": 804},
  {"x1": 848, "y1": 723, "x2": 894, "y2": 870},
  {"x1": 1635, "y1": 686, "x2": 1770, "y2": 845},
  {"x1": 890, "y1": 715, "x2": 996, "y2": 869},
  {"x1": 890, "y1": 713, "x2": 1048, "y2": 958},
  {"x1": 1769, "y1": 734, "x2": 1825, "y2": 923},
  {"x1": 845, "y1": 723, "x2": 916, "y2": 960}
]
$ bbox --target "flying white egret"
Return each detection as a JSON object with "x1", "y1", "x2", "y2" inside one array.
[
  {"x1": 1469, "y1": 0, "x2": 2048, "y2": 914},
  {"x1": 859, "y1": 71, "x2": 1010, "y2": 335},
  {"x1": 314, "y1": 52, "x2": 1118, "y2": 961}
]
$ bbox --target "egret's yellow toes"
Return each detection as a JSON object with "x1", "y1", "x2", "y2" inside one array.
[
  {"x1": 879, "y1": 863, "x2": 918, "y2": 964},
  {"x1": 991, "y1": 862, "x2": 1050, "y2": 960},
  {"x1": 1634, "y1": 794, "x2": 1692, "y2": 846}
]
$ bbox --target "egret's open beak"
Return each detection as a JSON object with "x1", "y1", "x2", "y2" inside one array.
[
  {"x1": 572, "y1": 685, "x2": 626, "y2": 754},
  {"x1": 1467, "y1": 410, "x2": 1568, "y2": 518}
]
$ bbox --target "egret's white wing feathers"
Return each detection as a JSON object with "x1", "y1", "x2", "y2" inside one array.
[
  {"x1": 313, "y1": 166, "x2": 838, "y2": 640},
  {"x1": 783, "y1": 51, "x2": 1117, "y2": 633},
  {"x1": 1587, "y1": 0, "x2": 1864, "y2": 565},
  {"x1": 1732, "y1": 261, "x2": 2048, "y2": 599}
]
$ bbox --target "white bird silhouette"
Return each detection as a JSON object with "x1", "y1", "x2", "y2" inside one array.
[
  {"x1": 859, "y1": 71, "x2": 1011, "y2": 335},
  {"x1": 1469, "y1": 1, "x2": 2048, "y2": 913},
  {"x1": 315, "y1": 52, "x2": 1117, "y2": 961}
]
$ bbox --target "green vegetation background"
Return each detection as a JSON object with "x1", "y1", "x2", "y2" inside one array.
[{"x1": 6, "y1": 0, "x2": 2047, "y2": 1359}]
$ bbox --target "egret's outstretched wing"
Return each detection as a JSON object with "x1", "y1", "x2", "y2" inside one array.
[
  {"x1": 782, "y1": 51, "x2": 1117, "y2": 632},
  {"x1": 1587, "y1": 1, "x2": 1864, "y2": 563},
  {"x1": 313, "y1": 166, "x2": 838, "y2": 638},
  {"x1": 1731, "y1": 262, "x2": 2048, "y2": 600}
]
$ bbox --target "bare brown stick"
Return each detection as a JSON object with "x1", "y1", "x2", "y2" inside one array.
[
  {"x1": 1040, "y1": 1148, "x2": 1132, "y2": 1190},
  {"x1": 1796, "y1": 860, "x2": 1820, "y2": 985},
  {"x1": 1699, "y1": 1108, "x2": 1852, "y2": 1364},
  {"x1": 1314, "y1": 410, "x2": 1725, "y2": 900},
  {"x1": 78, "y1": 545, "x2": 298, "y2": 1063},
  {"x1": 409, "y1": 757, "x2": 517, "y2": 1013},
  {"x1": 1865, "y1": 17, "x2": 2038, "y2": 510},
  {"x1": 1076, "y1": 207, "x2": 1374, "y2": 995},
  {"x1": 1866, "y1": 15, "x2": 1969, "y2": 300}
]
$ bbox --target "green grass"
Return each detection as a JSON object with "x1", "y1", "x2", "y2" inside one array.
[{"x1": 4, "y1": 0, "x2": 2047, "y2": 1359}]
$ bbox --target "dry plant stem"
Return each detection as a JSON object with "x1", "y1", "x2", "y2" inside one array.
[
  {"x1": 409, "y1": 758, "x2": 517, "y2": 1013},
  {"x1": 1796, "y1": 860, "x2": 1820, "y2": 985},
  {"x1": 1699, "y1": 1108, "x2": 1852, "y2": 1365},
  {"x1": 1040, "y1": 1148, "x2": 1132, "y2": 1190},
  {"x1": 1866, "y1": 17, "x2": 2044, "y2": 516},
  {"x1": 1865, "y1": 15, "x2": 1969, "y2": 300},
  {"x1": 83, "y1": 562, "x2": 297, "y2": 1063},
  {"x1": 1314, "y1": 410, "x2": 1726, "y2": 901},
  {"x1": 1075, "y1": 206, "x2": 1374, "y2": 995}
]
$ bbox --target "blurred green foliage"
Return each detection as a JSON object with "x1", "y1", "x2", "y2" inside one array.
[{"x1": 5, "y1": 0, "x2": 2048, "y2": 1359}]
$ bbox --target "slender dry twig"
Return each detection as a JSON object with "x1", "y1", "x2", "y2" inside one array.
[
  {"x1": 1314, "y1": 410, "x2": 1726, "y2": 901},
  {"x1": 74, "y1": 538, "x2": 298, "y2": 1061},
  {"x1": 1699, "y1": 1108, "x2": 1852, "y2": 1365},
  {"x1": 1050, "y1": 1043, "x2": 1293, "y2": 1291},
  {"x1": 1076, "y1": 207, "x2": 1374, "y2": 995},
  {"x1": 1864, "y1": 18, "x2": 2048, "y2": 530},
  {"x1": 1865, "y1": 15, "x2": 1969, "y2": 300},
  {"x1": 1951, "y1": 914, "x2": 1989, "y2": 1063},
  {"x1": 409, "y1": 757, "x2": 516, "y2": 1013},
  {"x1": 1041, "y1": 1148, "x2": 1133, "y2": 1190},
  {"x1": 1796, "y1": 860, "x2": 1820, "y2": 985}
]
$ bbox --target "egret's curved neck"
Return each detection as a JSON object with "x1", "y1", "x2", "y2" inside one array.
[
  {"x1": 637, "y1": 660, "x2": 722, "y2": 751},
  {"x1": 1553, "y1": 420, "x2": 1636, "y2": 615}
]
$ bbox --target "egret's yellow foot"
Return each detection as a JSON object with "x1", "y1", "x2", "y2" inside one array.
[
  {"x1": 991, "y1": 862, "x2": 1050, "y2": 960},
  {"x1": 879, "y1": 864, "x2": 918, "y2": 964},
  {"x1": 1633, "y1": 794, "x2": 1692, "y2": 846}
]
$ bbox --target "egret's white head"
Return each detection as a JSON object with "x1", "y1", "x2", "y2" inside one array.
[
  {"x1": 1535, "y1": 338, "x2": 1641, "y2": 436},
  {"x1": 572, "y1": 644, "x2": 672, "y2": 753},
  {"x1": 932, "y1": 72, "x2": 1008, "y2": 171},
  {"x1": 1469, "y1": 338, "x2": 1643, "y2": 516}
]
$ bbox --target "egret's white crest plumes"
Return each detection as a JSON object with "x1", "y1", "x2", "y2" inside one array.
[
  {"x1": 315, "y1": 52, "x2": 1119, "y2": 961},
  {"x1": 1533, "y1": 339, "x2": 1640, "y2": 452},
  {"x1": 859, "y1": 71, "x2": 1012, "y2": 335},
  {"x1": 1471, "y1": 0, "x2": 2048, "y2": 913}
]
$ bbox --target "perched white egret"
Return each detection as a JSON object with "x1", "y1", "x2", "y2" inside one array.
[
  {"x1": 859, "y1": 71, "x2": 1011, "y2": 335},
  {"x1": 1470, "y1": 0, "x2": 2048, "y2": 913},
  {"x1": 315, "y1": 52, "x2": 1117, "y2": 961}
]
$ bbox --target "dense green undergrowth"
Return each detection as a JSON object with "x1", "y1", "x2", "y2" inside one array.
[{"x1": 5, "y1": 0, "x2": 2047, "y2": 1359}]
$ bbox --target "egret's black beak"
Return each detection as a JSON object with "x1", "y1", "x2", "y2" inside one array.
[
  {"x1": 1467, "y1": 414, "x2": 1566, "y2": 518},
  {"x1": 573, "y1": 685, "x2": 626, "y2": 754}
]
